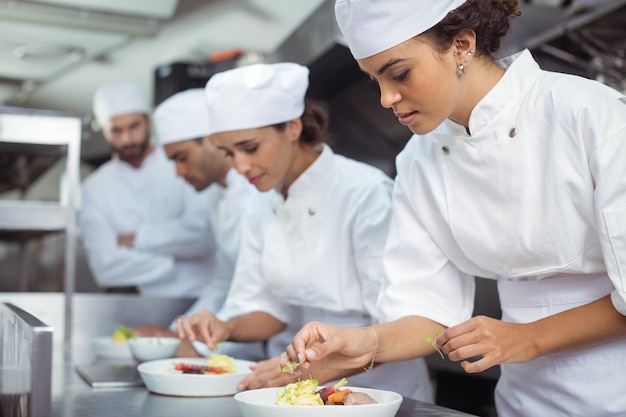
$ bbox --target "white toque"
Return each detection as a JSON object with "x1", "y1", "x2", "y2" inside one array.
[{"x1": 335, "y1": 0, "x2": 467, "y2": 59}]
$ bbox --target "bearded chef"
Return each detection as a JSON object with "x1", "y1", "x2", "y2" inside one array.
[{"x1": 80, "y1": 82, "x2": 217, "y2": 296}]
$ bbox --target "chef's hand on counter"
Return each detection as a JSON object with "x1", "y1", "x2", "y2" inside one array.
[
  {"x1": 118, "y1": 234, "x2": 135, "y2": 247},
  {"x1": 237, "y1": 356, "x2": 298, "y2": 391},
  {"x1": 175, "y1": 310, "x2": 229, "y2": 351}
]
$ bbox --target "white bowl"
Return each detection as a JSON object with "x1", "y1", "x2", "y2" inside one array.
[
  {"x1": 234, "y1": 386, "x2": 403, "y2": 417},
  {"x1": 127, "y1": 337, "x2": 180, "y2": 362},
  {"x1": 92, "y1": 336, "x2": 133, "y2": 360},
  {"x1": 137, "y1": 357, "x2": 256, "y2": 397}
]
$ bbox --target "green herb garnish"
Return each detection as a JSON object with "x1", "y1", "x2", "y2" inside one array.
[
  {"x1": 425, "y1": 331, "x2": 444, "y2": 359},
  {"x1": 281, "y1": 359, "x2": 306, "y2": 373}
]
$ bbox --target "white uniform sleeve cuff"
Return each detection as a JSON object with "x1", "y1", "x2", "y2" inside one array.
[{"x1": 611, "y1": 290, "x2": 626, "y2": 316}]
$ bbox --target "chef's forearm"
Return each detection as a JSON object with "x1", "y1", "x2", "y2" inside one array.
[
  {"x1": 87, "y1": 246, "x2": 175, "y2": 287},
  {"x1": 227, "y1": 311, "x2": 286, "y2": 343},
  {"x1": 529, "y1": 295, "x2": 626, "y2": 358},
  {"x1": 134, "y1": 221, "x2": 215, "y2": 256},
  {"x1": 373, "y1": 316, "x2": 447, "y2": 362}
]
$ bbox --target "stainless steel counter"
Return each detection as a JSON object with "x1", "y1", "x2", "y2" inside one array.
[
  {"x1": 2, "y1": 293, "x2": 478, "y2": 417},
  {"x1": 52, "y1": 353, "x2": 479, "y2": 417}
]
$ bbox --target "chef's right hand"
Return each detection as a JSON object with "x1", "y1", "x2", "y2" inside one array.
[
  {"x1": 280, "y1": 321, "x2": 373, "y2": 376},
  {"x1": 175, "y1": 310, "x2": 230, "y2": 351}
]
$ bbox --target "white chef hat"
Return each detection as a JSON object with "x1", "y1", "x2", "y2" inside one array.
[
  {"x1": 205, "y1": 62, "x2": 309, "y2": 135},
  {"x1": 153, "y1": 88, "x2": 210, "y2": 145},
  {"x1": 335, "y1": 0, "x2": 467, "y2": 59},
  {"x1": 92, "y1": 81, "x2": 150, "y2": 127}
]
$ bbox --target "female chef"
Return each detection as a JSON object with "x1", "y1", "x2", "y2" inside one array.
[
  {"x1": 174, "y1": 62, "x2": 433, "y2": 402},
  {"x1": 279, "y1": 1, "x2": 626, "y2": 416}
]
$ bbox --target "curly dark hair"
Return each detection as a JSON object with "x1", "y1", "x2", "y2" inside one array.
[
  {"x1": 272, "y1": 98, "x2": 330, "y2": 146},
  {"x1": 423, "y1": 0, "x2": 521, "y2": 60}
]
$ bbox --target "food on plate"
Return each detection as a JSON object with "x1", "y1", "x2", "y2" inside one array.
[
  {"x1": 174, "y1": 353, "x2": 237, "y2": 375},
  {"x1": 174, "y1": 363, "x2": 231, "y2": 374},
  {"x1": 206, "y1": 353, "x2": 237, "y2": 373},
  {"x1": 112, "y1": 325, "x2": 135, "y2": 343},
  {"x1": 342, "y1": 391, "x2": 377, "y2": 405},
  {"x1": 275, "y1": 377, "x2": 377, "y2": 406},
  {"x1": 275, "y1": 379, "x2": 324, "y2": 405}
]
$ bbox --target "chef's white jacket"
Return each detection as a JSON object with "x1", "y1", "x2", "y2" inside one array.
[
  {"x1": 159, "y1": 167, "x2": 265, "y2": 361},
  {"x1": 381, "y1": 49, "x2": 626, "y2": 416},
  {"x1": 220, "y1": 145, "x2": 434, "y2": 402},
  {"x1": 80, "y1": 145, "x2": 217, "y2": 296},
  {"x1": 183, "y1": 168, "x2": 258, "y2": 316}
]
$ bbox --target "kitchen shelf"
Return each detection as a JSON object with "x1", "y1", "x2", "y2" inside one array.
[
  {"x1": 0, "y1": 105, "x2": 84, "y2": 347},
  {"x1": 0, "y1": 201, "x2": 68, "y2": 232}
]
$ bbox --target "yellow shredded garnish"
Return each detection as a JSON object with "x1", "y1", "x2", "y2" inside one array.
[
  {"x1": 112, "y1": 325, "x2": 134, "y2": 343},
  {"x1": 275, "y1": 379, "x2": 324, "y2": 406},
  {"x1": 206, "y1": 353, "x2": 237, "y2": 373},
  {"x1": 333, "y1": 377, "x2": 348, "y2": 390}
]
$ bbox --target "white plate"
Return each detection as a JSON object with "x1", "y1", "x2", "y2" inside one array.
[
  {"x1": 137, "y1": 357, "x2": 255, "y2": 397},
  {"x1": 92, "y1": 336, "x2": 133, "y2": 360},
  {"x1": 234, "y1": 386, "x2": 403, "y2": 417}
]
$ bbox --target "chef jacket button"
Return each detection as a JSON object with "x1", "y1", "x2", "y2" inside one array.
[
  {"x1": 509, "y1": 128, "x2": 517, "y2": 137},
  {"x1": 308, "y1": 208, "x2": 315, "y2": 216},
  {"x1": 441, "y1": 146, "x2": 450, "y2": 155}
]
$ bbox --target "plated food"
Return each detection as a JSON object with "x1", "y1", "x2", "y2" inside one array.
[
  {"x1": 234, "y1": 385, "x2": 402, "y2": 417},
  {"x1": 275, "y1": 378, "x2": 376, "y2": 406},
  {"x1": 92, "y1": 325, "x2": 136, "y2": 360},
  {"x1": 137, "y1": 356, "x2": 255, "y2": 397},
  {"x1": 174, "y1": 353, "x2": 237, "y2": 374},
  {"x1": 112, "y1": 325, "x2": 135, "y2": 342}
]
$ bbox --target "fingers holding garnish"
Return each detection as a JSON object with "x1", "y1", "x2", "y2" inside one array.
[{"x1": 281, "y1": 358, "x2": 306, "y2": 373}]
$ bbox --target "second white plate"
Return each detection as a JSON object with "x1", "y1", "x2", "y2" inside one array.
[{"x1": 137, "y1": 357, "x2": 255, "y2": 397}]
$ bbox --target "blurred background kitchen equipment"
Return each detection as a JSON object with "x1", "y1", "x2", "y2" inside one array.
[{"x1": 0, "y1": 302, "x2": 53, "y2": 417}]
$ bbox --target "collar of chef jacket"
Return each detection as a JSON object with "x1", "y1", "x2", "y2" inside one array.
[
  {"x1": 442, "y1": 49, "x2": 538, "y2": 140},
  {"x1": 270, "y1": 144, "x2": 333, "y2": 210}
]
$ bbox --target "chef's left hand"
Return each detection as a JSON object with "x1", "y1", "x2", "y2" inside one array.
[
  {"x1": 237, "y1": 356, "x2": 298, "y2": 391},
  {"x1": 436, "y1": 315, "x2": 538, "y2": 373}
]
